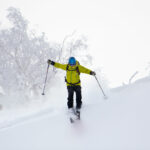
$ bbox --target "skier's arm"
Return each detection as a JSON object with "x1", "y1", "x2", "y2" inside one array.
[
  {"x1": 79, "y1": 65, "x2": 96, "y2": 75},
  {"x1": 54, "y1": 62, "x2": 67, "y2": 70},
  {"x1": 47, "y1": 59, "x2": 67, "y2": 71}
]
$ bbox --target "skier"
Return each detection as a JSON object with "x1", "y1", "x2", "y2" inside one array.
[{"x1": 47, "y1": 57, "x2": 96, "y2": 119}]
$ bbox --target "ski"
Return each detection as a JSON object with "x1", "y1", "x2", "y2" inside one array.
[
  {"x1": 69, "y1": 109, "x2": 80, "y2": 123},
  {"x1": 70, "y1": 117, "x2": 75, "y2": 123}
]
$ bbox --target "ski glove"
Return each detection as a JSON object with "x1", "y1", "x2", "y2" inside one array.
[
  {"x1": 47, "y1": 59, "x2": 55, "y2": 65},
  {"x1": 90, "y1": 71, "x2": 96, "y2": 76}
]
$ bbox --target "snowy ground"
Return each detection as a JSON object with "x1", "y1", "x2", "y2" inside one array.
[{"x1": 0, "y1": 77, "x2": 150, "y2": 150}]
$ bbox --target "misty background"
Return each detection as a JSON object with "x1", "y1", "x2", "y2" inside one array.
[
  {"x1": 1, "y1": 0, "x2": 150, "y2": 88},
  {"x1": 0, "y1": 1, "x2": 150, "y2": 150}
]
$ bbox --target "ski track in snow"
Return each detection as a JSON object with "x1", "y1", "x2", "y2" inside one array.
[{"x1": 0, "y1": 107, "x2": 59, "y2": 130}]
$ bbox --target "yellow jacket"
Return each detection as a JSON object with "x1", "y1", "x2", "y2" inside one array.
[{"x1": 53, "y1": 62, "x2": 92, "y2": 86}]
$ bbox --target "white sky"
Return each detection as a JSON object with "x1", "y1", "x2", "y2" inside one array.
[{"x1": 1, "y1": 0, "x2": 150, "y2": 87}]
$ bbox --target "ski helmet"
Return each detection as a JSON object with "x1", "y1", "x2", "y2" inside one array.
[{"x1": 68, "y1": 57, "x2": 76, "y2": 66}]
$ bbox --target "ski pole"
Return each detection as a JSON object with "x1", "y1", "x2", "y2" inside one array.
[
  {"x1": 94, "y1": 75, "x2": 107, "y2": 99},
  {"x1": 42, "y1": 64, "x2": 50, "y2": 95}
]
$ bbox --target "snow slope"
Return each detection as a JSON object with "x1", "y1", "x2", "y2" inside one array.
[{"x1": 0, "y1": 77, "x2": 150, "y2": 150}]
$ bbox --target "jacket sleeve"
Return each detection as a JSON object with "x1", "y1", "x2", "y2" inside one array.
[
  {"x1": 53, "y1": 62, "x2": 67, "y2": 71},
  {"x1": 78, "y1": 65, "x2": 92, "y2": 75}
]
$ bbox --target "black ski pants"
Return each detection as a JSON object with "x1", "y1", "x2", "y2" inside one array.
[{"x1": 67, "y1": 85, "x2": 82, "y2": 109}]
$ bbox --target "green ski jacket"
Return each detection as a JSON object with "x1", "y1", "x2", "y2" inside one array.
[{"x1": 53, "y1": 62, "x2": 92, "y2": 86}]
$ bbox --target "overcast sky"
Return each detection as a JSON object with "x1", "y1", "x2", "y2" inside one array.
[{"x1": 1, "y1": 0, "x2": 150, "y2": 87}]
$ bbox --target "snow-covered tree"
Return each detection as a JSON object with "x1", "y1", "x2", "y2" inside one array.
[
  {"x1": 0, "y1": 7, "x2": 60, "y2": 97},
  {"x1": 0, "y1": 7, "x2": 91, "y2": 98},
  {"x1": 58, "y1": 31, "x2": 92, "y2": 64}
]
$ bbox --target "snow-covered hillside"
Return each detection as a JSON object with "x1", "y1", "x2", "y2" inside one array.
[{"x1": 0, "y1": 77, "x2": 150, "y2": 150}]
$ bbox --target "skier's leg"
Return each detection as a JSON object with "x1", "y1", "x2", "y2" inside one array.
[
  {"x1": 75, "y1": 86, "x2": 82, "y2": 109},
  {"x1": 67, "y1": 86, "x2": 74, "y2": 109}
]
